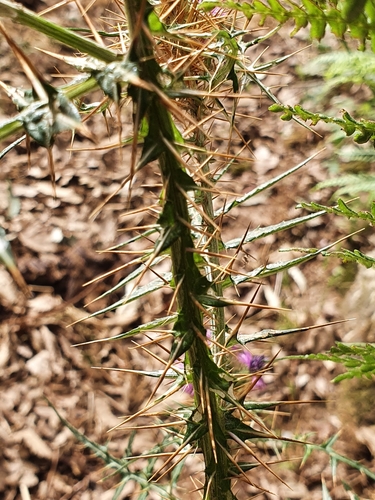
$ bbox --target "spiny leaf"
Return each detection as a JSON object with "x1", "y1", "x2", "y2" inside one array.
[
  {"x1": 0, "y1": 0, "x2": 117, "y2": 62},
  {"x1": 170, "y1": 313, "x2": 196, "y2": 360},
  {"x1": 229, "y1": 233, "x2": 357, "y2": 287},
  {"x1": 238, "y1": 320, "x2": 353, "y2": 344},
  {"x1": 224, "y1": 211, "x2": 324, "y2": 249},
  {"x1": 72, "y1": 315, "x2": 177, "y2": 346},
  {"x1": 215, "y1": 151, "x2": 322, "y2": 217},
  {"x1": 75, "y1": 272, "x2": 172, "y2": 322},
  {"x1": 224, "y1": 413, "x2": 274, "y2": 441}
]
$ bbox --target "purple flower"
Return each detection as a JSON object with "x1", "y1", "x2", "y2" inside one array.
[
  {"x1": 236, "y1": 350, "x2": 266, "y2": 373},
  {"x1": 182, "y1": 383, "x2": 194, "y2": 396},
  {"x1": 231, "y1": 346, "x2": 267, "y2": 390},
  {"x1": 198, "y1": 0, "x2": 226, "y2": 17},
  {"x1": 179, "y1": 333, "x2": 267, "y2": 396}
]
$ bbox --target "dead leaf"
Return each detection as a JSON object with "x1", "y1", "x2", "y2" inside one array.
[{"x1": 12, "y1": 428, "x2": 52, "y2": 459}]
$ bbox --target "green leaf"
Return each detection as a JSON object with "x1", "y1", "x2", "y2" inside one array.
[
  {"x1": 216, "y1": 151, "x2": 322, "y2": 217},
  {"x1": 73, "y1": 315, "x2": 177, "y2": 346},
  {"x1": 288, "y1": 342, "x2": 375, "y2": 383},
  {"x1": 174, "y1": 169, "x2": 199, "y2": 191},
  {"x1": 0, "y1": 0, "x2": 117, "y2": 62},
  {"x1": 266, "y1": 0, "x2": 288, "y2": 22},
  {"x1": 336, "y1": 198, "x2": 357, "y2": 216},
  {"x1": 281, "y1": 108, "x2": 293, "y2": 120},
  {"x1": 197, "y1": 1, "x2": 221, "y2": 12},
  {"x1": 224, "y1": 413, "x2": 273, "y2": 440},
  {"x1": 298, "y1": 199, "x2": 375, "y2": 223},
  {"x1": 290, "y1": 6, "x2": 308, "y2": 36},
  {"x1": 196, "y1": 354, "x2": 232, "y2": 394},
  {"x1": 227, "y1": 64, "x2": 239, "y2": 92},
  {"x1": 147, "y1": 10, "x2": 166, "y2": 34},
  {"x1": 301, "y1": 0, "x2": 326, "y2": 39},
  {"x1": 326, "y1": 8, "x2": 347, "y2": 37},
  {"x1": 341, "y1": 0, "x2": 367, "y2": 22},
  {"x1": 197, "y1": 294, "x2": 231, "y2": 307},
  {"x1": 268, "y1": 103, "x2": 285, "y2": 112},
  {"x1": 170, "y1": 312, "x2": 196, "y2": 360},
  {"x1": 353, "y1": 129, "x2": 373, "y2": 143},
  {"x1": 184, "y1": 413, "x2": 208, "y2": 443},
  {"x1": 158, "y1": 201, "x2": 176, "y2": 227},
  {"x1": 0, "y1": 117, "x2": 24, "y2": 141},
  {"x1": 154, "y1": 224, "x2": 182, "y2": 254},
  {"x1": 46, "y1": 398, "x2": 123, "y2": 468},
  {"x1": 82, "y1": 271, "x2": 172, "y2": 320}
]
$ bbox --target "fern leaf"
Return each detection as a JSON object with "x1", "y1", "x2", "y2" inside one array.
[
  {"x1": 315, "y1": 173, "x2": 375, "y2": 197},
  {"x1": 300, "y1": 51, "x2": 375, "y2": 93},
  {"x1": 200, "y1": 1, "x2": 375, "y2": 49},
  {"x1": 269, "y1": 103, "x2": 375, "y2": 145},
  {"x1": 289, "y1": 342, "x2": 375, "y2": 382},
  {"x1": 298, "y1": 198, "x2": 375, "y2": 223}
]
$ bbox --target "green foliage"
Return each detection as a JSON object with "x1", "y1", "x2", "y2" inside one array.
[
  {"x1": 323, "y1": 248, "x2": 375, "y2": 268},
  {"x1": 269, "y1": 103, "x2": 375, "y2": 145},
  {"x1": 316, "y1": 172, "x2": 375, "y2": 198},
  {"x1": 303, "y1": 433, "x2": 375, "y2": 480},
  {"x1": 46, "y1": 399, "x2": 183, "y2": 500},
  {"x1": 300, "y1": 51, "x2": 375, "y2": 94},
  {"x1": 200, "y1": 0, "x2": 375, "y2": 49},
  {"x1": 297, "y1": 198, "x2": 375, "y2": 223},
  {"x1": 297, "y1": 49, "x2": 375, "y2": 201},
  {"x1": 289, "y1": 342, "x2": 375, "y2": 382}
]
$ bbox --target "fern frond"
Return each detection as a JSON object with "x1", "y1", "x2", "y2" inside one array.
[
  {"x1": 288, "y1": 342, "x2": 375, "y2": 383},
  {"x1": 315, "y1": 173, "x2": 375, "y2": 197},
  {"x1": 322, "y1": 248, "x2": 375, "y2": 268},
  {"x1": 336, "y1": 148, "x2": 375, "y2": 163},
  {"x1": 298, "y1": 198, "x2": 375, "y2": 223},
  {"x1": 300, "y1": 51, "x2": 375, "y2": 93},
  {"x1": 200, "y1": 0, "x2": 375, "y2": 49},
  {"x1": 269, "y1": 104, "x2": 375, "y2": 145}
]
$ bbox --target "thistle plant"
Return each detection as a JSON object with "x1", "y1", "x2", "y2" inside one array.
[{"x1": 2, "y1": 0, "x2": 375, "y2": 498}]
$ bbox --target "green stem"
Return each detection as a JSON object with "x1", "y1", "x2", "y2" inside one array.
[
  {"x1": 0, "y1": 117, "x2": 23, "y2": 141},
  {"x1": 123, "y1": 1, "x2": 235, "y2": 498},
  {"x1": 0, "y1": 77, "x2": 99, "y2": 142},
  {"x1": 195, "y1": 104, "x2": 226, "y2": 351},
  {"x1": 153, "y1": 98, "x2": 235, "y2": 500},
  {"x1": 0, "y1": 0, "x2": 117, "y2": 62}
]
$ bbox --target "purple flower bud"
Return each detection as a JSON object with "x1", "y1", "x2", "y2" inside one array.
[
  {"x1": 198, "y1": 0, "x2": 226, "y2": 17},
  {"x1": 236, "y1": 350, "x2": 266, "y2": 373},
  {"x1": 182, "y1": 383, "x2": 194, "y2": 396},
  {"x1": 179, "y1": 331, "x2": 267, "y2": 396},
  {"x1": 231, "y1": 345, "x2": 267, "y2": 390}
]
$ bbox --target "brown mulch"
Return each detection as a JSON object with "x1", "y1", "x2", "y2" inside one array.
[{"x1": 1, "y1": 2, "x2": 375, "y2": 499}]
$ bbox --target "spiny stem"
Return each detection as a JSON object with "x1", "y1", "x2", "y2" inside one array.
[
  {"x1": 123, "y1": 1, "x2": 236, "y2": 498},
  {"x1": 195, "y1": 102, "x2": 226, "y2": 353}
]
